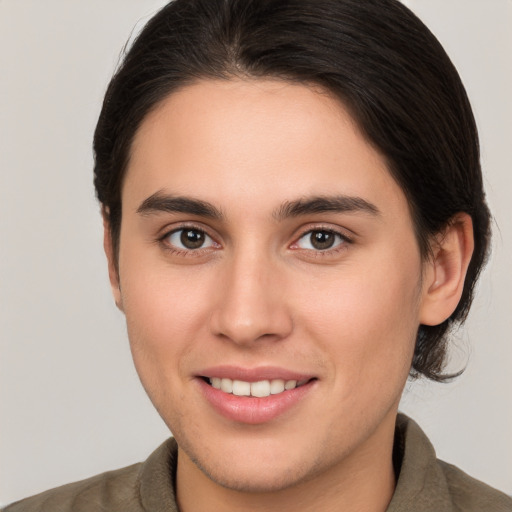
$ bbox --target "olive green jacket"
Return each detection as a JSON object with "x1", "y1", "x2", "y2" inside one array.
[{"x1": 3, "y1": 415, "x2": 511, "y2": 511}]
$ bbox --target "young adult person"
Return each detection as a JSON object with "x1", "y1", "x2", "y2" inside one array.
[{"x1": 4, "y1": 0, "x2": 511, "y2": 510}]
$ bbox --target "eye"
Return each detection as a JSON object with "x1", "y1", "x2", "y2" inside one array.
[
  {"x1": 295, "y1": 230, "x2": 346, "y2": 251},
  {"x1": 165, "y1": 228, "x2": 216, "y2": 250}
]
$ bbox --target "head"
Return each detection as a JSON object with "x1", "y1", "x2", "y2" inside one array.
[
  {"x1": 93, "y1": 0, "x2": 490, "y2": 496},
  {"x1": 94, "y1": 0, "x2": 491, "y2": 382}
]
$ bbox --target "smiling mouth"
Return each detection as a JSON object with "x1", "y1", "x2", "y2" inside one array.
[{"x1": 202, "y1": 377, "x2": 314, "y2": 398}]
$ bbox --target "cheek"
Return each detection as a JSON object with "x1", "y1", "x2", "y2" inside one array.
[
  {"x1": 120, "y1": 272, "x2": 212, "y2": 431},
  {"x1": 118, "y1": 253, "x2": 214, "y2": 388},
  {"x1": 297, "y1": 250, "x2": 422, "y2": 391}
]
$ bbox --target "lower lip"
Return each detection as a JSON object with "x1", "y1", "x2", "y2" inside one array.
[{"x1": 197, "y1": 378, "x2": 316, "y2": 425}]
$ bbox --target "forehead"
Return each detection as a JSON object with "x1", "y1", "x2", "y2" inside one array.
[{"x1": 124, "y1": 79, "x2": 407, "y2": 219}]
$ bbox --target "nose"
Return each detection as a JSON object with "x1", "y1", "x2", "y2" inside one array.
[{"x1": 209, "y1": 251, "x2": 293, "y2": 346}]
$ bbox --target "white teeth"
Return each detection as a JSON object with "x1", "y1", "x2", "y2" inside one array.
[
  {"x1": 232, "y1": 380, "x2": 251, "y2": 396},
  {"x1": 285, "y1": 380, "x2": 297, "y2": 390},
  {"x1": 269, "y1": 379, "x2": 285, "y2": 394},
  {"x1": 251, "y1": 380, "x2": 271, "y2": 397},
  {"x1": 220, "y1": 378, "x2": 233, "y2": 393},
  {"x1": 208, "y1": 377, "x2": 307, "y2": 397}
]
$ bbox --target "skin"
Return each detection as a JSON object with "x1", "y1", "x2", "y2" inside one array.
[{"x1": 104, "y1": 79, "x2": 473, "y2": 512}]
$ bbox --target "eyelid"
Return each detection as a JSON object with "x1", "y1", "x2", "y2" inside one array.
[
  {"x1": 158, "y1": 222, "x2": 222, "y2": 252},
  {"x1": 168, "y1": 229, "x2": 215, "y2": 249},
  {"x1": 155, "y1": 221, "x2": 353, "y2": 255},
  {"x1": 289, "y1": 224, "x2": 354, "y2": 251}
]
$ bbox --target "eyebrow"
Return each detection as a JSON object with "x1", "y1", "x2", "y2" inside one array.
[
  {"x1": 273, "y1": 195, "x2": 380, "y2": 220},
  {"x1": 136, "y1": 191, "x2": 380, "y2": 221},
  {"x1": 136, "y1": 191, "x2": 224, "y2": 220}
]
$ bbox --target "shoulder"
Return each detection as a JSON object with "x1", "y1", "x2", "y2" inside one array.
[
  {"x1": 390, "y1": 414, "x2": 512, "y2": 512},
  {"x1": 1, "y1": 463, "x2": 143, "y2": 512},
  {"x1": 2, "y1": 438, "x2": 179, "y2": 512},
  {"x1": 439, "y1": 460, "x2": 512, "y2": 512}
]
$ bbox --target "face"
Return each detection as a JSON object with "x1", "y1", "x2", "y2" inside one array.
[{"x1": 112, "y1": 79, "x2": 432, "y2": 493}]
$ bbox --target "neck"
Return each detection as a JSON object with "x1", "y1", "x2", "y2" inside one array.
[{"x1": 176, "y1": 414, "x2": 397, "y2": 512}]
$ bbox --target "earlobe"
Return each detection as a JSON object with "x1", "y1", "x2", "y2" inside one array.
[
  {"x1": 419, "y1": 213, "x2": 474, "y2": 326},
  {"x1": 102, "y1": 211, "x2": 124, "y2": 312}
]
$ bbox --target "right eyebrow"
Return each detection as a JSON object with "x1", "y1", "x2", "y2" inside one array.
[{"x1": 136, "y1": 191, "x2": 224, "y2": 220}]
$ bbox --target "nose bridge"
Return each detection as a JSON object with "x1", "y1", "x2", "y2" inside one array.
[{"x1": 210, "y1": 244, "x2": 292, "y2": 345}]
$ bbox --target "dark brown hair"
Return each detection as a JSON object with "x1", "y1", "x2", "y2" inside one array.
[{"x1": 93, "y1": 0, "x2": 491, "y2": 381}]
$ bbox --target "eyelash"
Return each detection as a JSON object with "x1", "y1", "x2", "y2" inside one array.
[
  {"x1": 158, "y1": 224, "x2": 353, "y2": 257},
  {"x1": 291, "y1": 227, "x2": 353, "y2": 256},
  {"x1": 158, "y1": 224, "x2": 220, "y2": 257}
]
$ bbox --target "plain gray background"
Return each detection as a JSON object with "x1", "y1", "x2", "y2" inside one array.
[{"x1": 1, "y1": 0, "x2": 511, "y2": 505}]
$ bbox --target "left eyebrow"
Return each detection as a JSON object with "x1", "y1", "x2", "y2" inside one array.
[
  {"x1": 273, "y1": 195, "x2": 380, "y2": 221},
  {"x1": 136, "y1": 191, "x2": 224, "y2": 220}
]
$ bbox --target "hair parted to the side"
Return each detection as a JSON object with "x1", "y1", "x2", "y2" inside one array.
[{"x1": 93, "y1": 0, "x2": 491, "y2": 381}]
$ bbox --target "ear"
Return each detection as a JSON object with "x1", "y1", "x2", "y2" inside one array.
[
  {"x1": 102, "y1": 210, "x2": 124, "y2": 312},
  {"x1": 419, "y1": 213, "x2": 474, "y2": 326}
]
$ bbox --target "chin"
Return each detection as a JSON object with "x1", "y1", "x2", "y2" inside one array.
[
  {"x1": 178, "y1": 432, "x2": 327, "y2": 495},
  {"x1": 195, "y1": 456, "x2": 314, "y2": 494}
]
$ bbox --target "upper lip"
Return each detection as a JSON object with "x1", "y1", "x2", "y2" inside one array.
[{"x1": 198, "y1": 365, "x2": 315, "y2": 382}]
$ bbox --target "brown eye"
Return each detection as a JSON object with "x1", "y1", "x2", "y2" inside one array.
[
  {"x1": 181, "y1": 229, "x2": 205, "y2": 249},
  {"x1": 296, "y1": 230, "x2": 345, "y2": 251},
  {"x1": 310, "y1": 231, "x2": 335, "y2": 250},
  {"x1": 166, "y1": 228, "x2": 214, "y2": 250}
]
